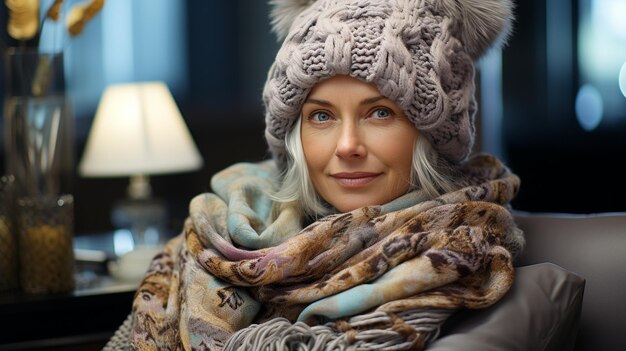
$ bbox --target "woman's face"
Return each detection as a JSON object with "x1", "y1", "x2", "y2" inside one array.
[{"x1": 301, "y1": 75, "x2": 418, "y2": 212}]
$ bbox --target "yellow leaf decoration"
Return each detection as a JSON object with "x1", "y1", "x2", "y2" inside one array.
[
  {"x1": 5, "y1": 0, "x2": 40, "y2": 40},
  {"x1": 32, "y1": 55, "x2": 51, "y2": 96},
  {"x1": 66, "y1": 0, "x2": 105, "y2": 37},
  {"x1": 46, "y1": 0, "x2": 65, "y2": 21}
]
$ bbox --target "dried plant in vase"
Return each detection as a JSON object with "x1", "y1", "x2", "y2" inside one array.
[
  {"x1": 2, "y1": 0, "x2": 105, "y2": 48},
  {"x1": 2, "y1": 1, "x2": 105, "y2": 295}
]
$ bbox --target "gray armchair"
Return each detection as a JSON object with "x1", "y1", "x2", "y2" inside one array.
[
  {"x1": 428, "y1": 211, "x2": 625, "y2": 351},
  {"x1": 514, "y1": 211, "x2": 626, "y2": 350}
]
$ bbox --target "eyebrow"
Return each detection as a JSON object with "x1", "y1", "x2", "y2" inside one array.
[{"x1": 304, "y1": 95, "x2": 387, "y2": 107}]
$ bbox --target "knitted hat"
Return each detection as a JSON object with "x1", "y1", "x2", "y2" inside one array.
[{"x1": 263, "y1": 0, "x2": 514, "y2": 169}]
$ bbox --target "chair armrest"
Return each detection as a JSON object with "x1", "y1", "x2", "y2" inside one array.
[{"x1": 428, "y1": 263, "x2": 584, "y2": 351}]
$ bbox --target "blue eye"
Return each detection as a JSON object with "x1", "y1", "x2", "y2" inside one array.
[
  {"x1": 372, "y1": 108, "x2": 391, "y2": 119},
  {"x1": 312, "y1": 111, "x2": 331, "y2": 122}
]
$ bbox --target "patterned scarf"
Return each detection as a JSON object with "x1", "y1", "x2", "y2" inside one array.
[{"x1": 129, "y1": 154, "x2": 523, "y2": 350}]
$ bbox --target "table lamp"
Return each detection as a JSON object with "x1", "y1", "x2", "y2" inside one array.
[{"x1": 78, "y1": 81, "x2": 203, "y2": 281}]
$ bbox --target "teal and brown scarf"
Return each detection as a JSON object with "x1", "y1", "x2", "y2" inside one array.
[{"x1": 129, "y1": 153, "x2": 523, "y2": 350}]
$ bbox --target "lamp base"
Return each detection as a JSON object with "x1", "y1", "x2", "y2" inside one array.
[{"x1": 111, "y1": 197, "x2": 168, "y2": 247}]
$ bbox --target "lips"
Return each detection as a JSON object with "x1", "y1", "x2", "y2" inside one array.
[{"x1": 331, "y1": 172, "x2": 382, "y2": 188}]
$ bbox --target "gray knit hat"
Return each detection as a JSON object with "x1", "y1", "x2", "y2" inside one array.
[{"x1": 263, "y1": 0, "x2": 514, "y2": 169}]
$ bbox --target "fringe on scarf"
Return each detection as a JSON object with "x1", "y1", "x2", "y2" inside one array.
[
  {"x1": 103, "y1": 313, "x2": 133, "y2": 351},
  {"x1": 223, "y1": 309, "x2": 455, "y2": 351}
]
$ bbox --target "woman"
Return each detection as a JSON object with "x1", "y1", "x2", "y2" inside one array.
[{"x1": 110, "y1": 0, "x2": 524, "y2": 350}]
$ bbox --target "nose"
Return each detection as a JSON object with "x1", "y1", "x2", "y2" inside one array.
[{"x1": 335, "y1": 121, "x2": 367, "y2": 159}]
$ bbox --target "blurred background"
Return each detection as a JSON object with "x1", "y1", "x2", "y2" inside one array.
[{"x1": 1, "y1": 0, "x2": 625, "y2": 236}]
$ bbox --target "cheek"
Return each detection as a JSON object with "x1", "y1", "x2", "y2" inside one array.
[
  {"x1": 302, "y1": 131, "x2": 334, "y2": 170},
  {"x1": 374, "y1": 129, "x2": 417, "y2": 172}
]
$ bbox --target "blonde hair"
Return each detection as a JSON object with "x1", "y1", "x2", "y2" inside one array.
[{"x1": 271, "y1": 118, "x2": 459, "y2": 219}]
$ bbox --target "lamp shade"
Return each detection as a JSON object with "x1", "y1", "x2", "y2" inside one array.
[{"x1": 79, "y1": 82, "x2": 203, "y2": 177}]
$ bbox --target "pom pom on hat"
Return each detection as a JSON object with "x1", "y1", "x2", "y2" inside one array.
[
  {"x1": 269, "y1": 0, "x2": 318, "y2": 41},
  {"x1": 436, "y1": 0, "x2": 515, "y2": 60}
]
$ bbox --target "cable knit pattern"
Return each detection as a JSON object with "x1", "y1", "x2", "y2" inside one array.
[{"x1": 264, "y1": 0, "x2": 511, "y2": 169}]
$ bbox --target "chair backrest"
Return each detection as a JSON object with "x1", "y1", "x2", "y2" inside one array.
[{"x1": 513, "y1": 211, "x2": 626, "y2": 351}]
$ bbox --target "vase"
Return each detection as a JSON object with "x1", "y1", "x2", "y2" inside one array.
[
  {"x1": 2, "y1": 49, "x2": 76, "y2": 294},
  {"x1": 2, "y1": 48, "x2": 74, "y2": 198}
]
